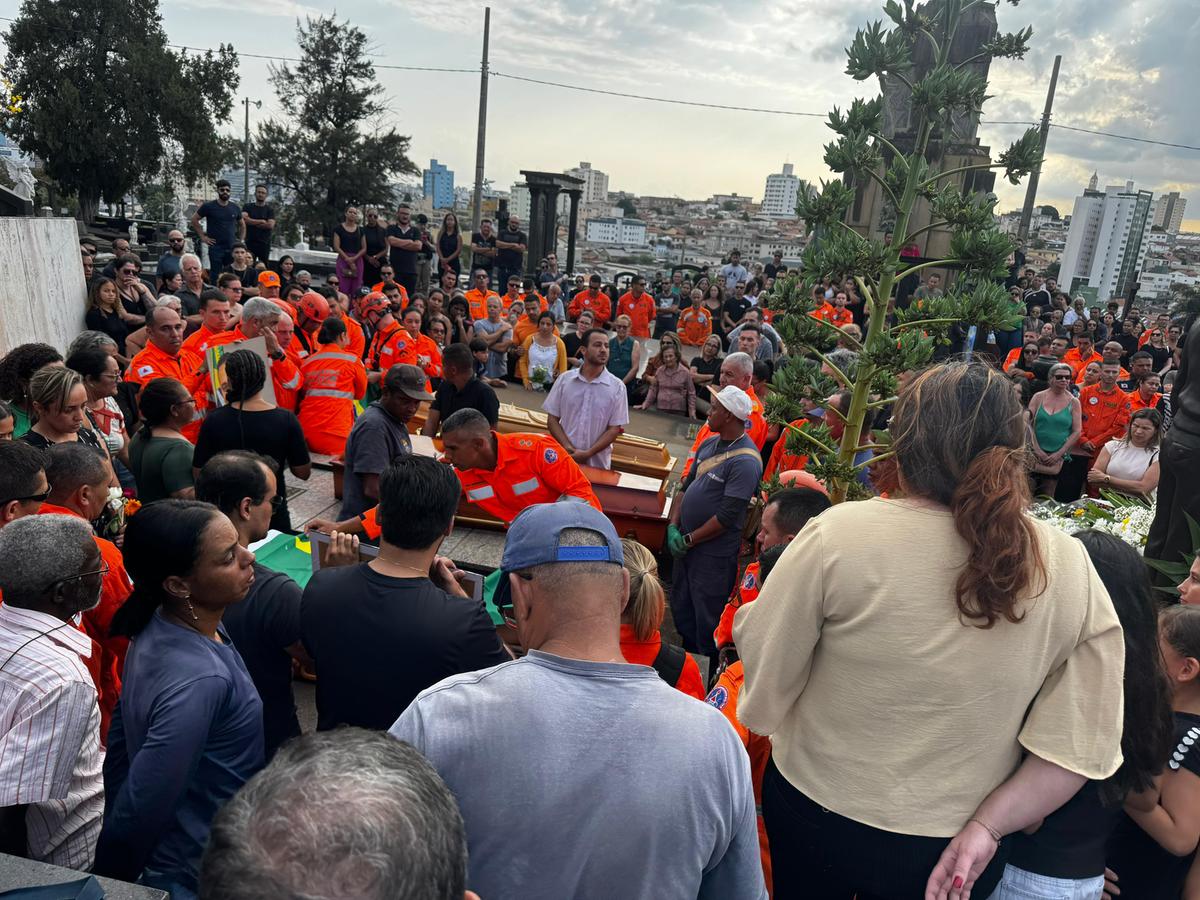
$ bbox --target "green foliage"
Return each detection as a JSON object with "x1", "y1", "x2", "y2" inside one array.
[
  {"x1": 925, "y1": 184, "x2": 998, "y2": 232},
  {"x1": 947, "y1": 227, "x2": 1017, "y2": 281},
  {"x1": 799, "y1": 230, "x2": 893, "y2": 286},
  {"x1": 981, "y1": 27, "x2": 1034, "y2": 60},
  {"x1": 254, "y1": 15, "x2": 418, "y2": 239},
  {"x1": 911, "y1": 64, "x2": 991, "y2": 122},
  {"x1": 2, "y1": 0, "x2": 238, "y2": 221},
  {"x1": 1168, "y1": 284, "x2": 1200, "y2": 321},
  {"x1": 996, "y1": 127, "x2": 1043, "y2": 184},
  {"x1": 795, "y1": 179, "x2": 857, "y2": 232},
  {"x1": 618, "y1": 197, "x2": 640, "y2": 217},
  {"x1": 845, "y1": 20, "x2": 912, "y2": 81},
  {"x1": 824, "y1": 131, "x2": 884, "y2": 180},
  {"x1": 1144, "y1": 514, "x2": 1200, "y2": 598},
  {"x1": 827, "y1": 97, "x2": 885, "y2": 137}
]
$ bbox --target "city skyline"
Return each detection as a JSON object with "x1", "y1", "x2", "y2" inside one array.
[{"x1": 3, "y1": 0, "x2": 1197, "y2": 231}]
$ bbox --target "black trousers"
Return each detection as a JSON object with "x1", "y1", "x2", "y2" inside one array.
[
  {"x1": 1146, "y1": 429, "x2": 1200, "y2": 580},
  {"x1": 762, "y1": 759, "x2": 1008, "y2": 900},
  {"x1": 1054, "y1": 452, "x2": 1091, "y2": 502},
  {"x1": 395, "y1": 272, "x2": 417, "y2": 295}
]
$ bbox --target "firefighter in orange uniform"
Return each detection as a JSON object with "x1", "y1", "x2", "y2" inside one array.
[
  {"x1": 125, "y1": 305, "x2": 207, "y2": 442},
  {"x1": 400, "y1": 306, "x2": 442, "y2": 385},
  {"x1": 180, "y1": 290, "x2": 235, "y2": 356},
  {"x1": 680, "y1": 352, "x2": 768, "y2": 477},
  {"x1": 359, "y1": 292, "x2": 411, "y2": 387},
  {"x1": 678, "y1": 290, "x2": 713, "y2": 346},
  {"x1": 568, "y1": 274, "x2": 613, "y2": 325},
  {"x1": 617, "y1": 276, "x2": 656, "y2": 339},
  {"x1": 298, "y1": 317, "x2": 368, "y2": 455},
  {"x1": 464, "y1": 268, "x2": 500, "y2": 320}
]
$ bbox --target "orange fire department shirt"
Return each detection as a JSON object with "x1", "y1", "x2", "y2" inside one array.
[
  {"x1": 681, "y1": 394, "x2": 769, "y2": 477},
  {"x1": 618, "y1": 292, "x2": 656, "y2": 338},
  {"x1": 1129, "y1": 390, "x2": 1163, "y2": 412},
  {"x1": 763, "y1": 419, "x2": 810, "y2": 481},
  {"x1": 678, "y1": 307, "x2": 713, "y2": 346},
  {"x1": 358, "y1": 432, "x2": 601, "y2": 539},
  {"x1": 340, "y1": 315, "x2": 367, "y2": 360},
  {"x1": 1062, "y1": 347, "x2": 1103, "y2": 379},
  {"x1": 715, "y1": 561, "x2": 761, "y2": 649},
  {"x1": 827, "y1": 307, "x2": 853, "y2": 328},
  {"x1": 464, "y1": 288, "x2": 499, "y2": 321},
  {"x1": 126, "y1": 342, "x2": 206, "y2": 442},
  {"x1": 410, "y1": 332, "x2": 443, "y2": 382},
  {"x1": 371, "y1": 281, "x2": 410, "y2": 306},
  {"x1": 37, "y1": 502, "x2": 132, "y2": 743},
  {"x1": 619, "y1": 624, "x2": 705, "y2": 700},
  {"x1": 568, "y1": 289, "x2": 612, "y2": 325},
  {"x1": 1079, "y1": 384, "x2": 1132, "y2": 452},
  {"x1": 367, "y1": 322, "x2": 409, "y2": 373},
  {"x1": 811, "y1": 301, "x2": 837, "y2": 322},
  {"x1": 181, "y1": 323, "x2": 238, "y2": 357},
  {"x1": 705, "y1": 660, "x2": 773, "y2": 898},
  {"x1": 1075, "y1": 364, "x2": 1126, "y2": 386},
  {"x1": 298, "y1": 344, "x2": 368, "y2": 455}
]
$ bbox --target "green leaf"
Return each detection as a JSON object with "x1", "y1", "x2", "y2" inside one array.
[
  {"x1": 795, "y1": 179, "x2": 857, "y2": 231},
  {"x1": 981, "y1": 27, "x2": 1033, "y2": 60},
  {"x1": 845, "y1": 20, "x2": 912, "y2": 81},
  {"x1": 996, "y1": 127, "x2": 1043, "y2": 185}
]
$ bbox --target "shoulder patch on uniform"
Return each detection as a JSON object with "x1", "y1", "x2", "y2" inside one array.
[
  {"x1": 742, "y1": 571, "x2": 758, "y2": 590},
  {"x1": 544, "y1": 447, "x2": 558, "y2": 464},
  {"x1": 705, "y1": 686, "x2": 729, "y2": 710},
  {"x1": 137, "y1": 365, "x2": 153, "y2": 377}
]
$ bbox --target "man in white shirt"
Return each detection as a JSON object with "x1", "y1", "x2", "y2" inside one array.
[
  {"x1": 719, "y1": 250, "x2": 751, "y2": 292},
  {"x1": 0, "y1": 514, "x2": 106, "y2": 869},
  {"x1": 543, "y1": 328, "x2": 629, "y2": 469}
]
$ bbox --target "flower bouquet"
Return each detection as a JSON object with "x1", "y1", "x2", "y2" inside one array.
[
  {"x1": 530, "y1": 365, "x2": 553, "y2": 392},
  {"x1": 1028, "y1": 491, "x2": 1156, "y2": 553}
]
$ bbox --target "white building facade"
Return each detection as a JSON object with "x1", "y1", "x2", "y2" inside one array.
[
  {"x1": 566, "y1": 162, "x2": 609, "y2": 204},
  {"x1": 1058, "y1": 181, "x2": 1155, "y2": 303},
  {"x1": 585, "y1": 217, "x2": 647, "y2": 245},
  {"x1": 1153, "y1": 192, "x2": 1187, "y2": 233},
  {"x1": 762, "y1": 163, "x2": 800, "y2": 218}
]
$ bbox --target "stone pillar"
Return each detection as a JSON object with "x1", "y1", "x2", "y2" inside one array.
[
  {"x1": 526, "y1": 184, "x2": 561, "y2": 274},
  {"x1": 566, "y1": 189, "x2": 582, "y2": 274},
  {"x1": 0, "y1": 217, "x2": 86, "y2": 355}
]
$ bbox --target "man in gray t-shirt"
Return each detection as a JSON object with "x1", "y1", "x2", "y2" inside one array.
[
  {"x1": 338, "y1": 364, "x2": 430, "y2": 520},
  {"x1": 390, "y1": 502, "x2": 766, "y2": 900}
]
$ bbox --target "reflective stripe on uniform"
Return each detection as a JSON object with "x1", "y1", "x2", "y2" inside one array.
[
  {"x1": 467, "y1": 485, "x2": 495, "y2": 502},
  {"x1": 304, "y1": 388, "x2": 355, "y2": 399},
  {"x1": 276, "y1": 371, "x2": 301, "y2": 390},
  {"x1": 512, "y1": 477, "x2": 541, "y2": 496},
  {"x1": 306, "y1": 351, "x2": 361, "y2": 364}
]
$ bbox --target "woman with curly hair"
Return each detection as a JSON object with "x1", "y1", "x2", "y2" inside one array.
[{"x1": 0, "y1": 342, "x2": 64, "y2": 439}]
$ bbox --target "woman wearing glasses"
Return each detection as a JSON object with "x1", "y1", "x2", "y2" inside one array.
[
  {"x1": 94, "y1": 499, "x2": 262, "y2": 899},
  {"x1": 1027, "y1": 362, "x2": 1083, "y2": 498}
]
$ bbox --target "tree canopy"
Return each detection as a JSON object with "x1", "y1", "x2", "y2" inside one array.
[
  {"x1": 253, "y1": 15, "x2": 419, "y2": 241},
  {"x1": 1, "y1": 0, "x2": 238, "y2": 221}
]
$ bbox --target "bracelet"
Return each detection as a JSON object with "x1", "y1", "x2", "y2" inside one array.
[{"x1": 968, "y1": 817, "x2": 1003, "y2": 843}]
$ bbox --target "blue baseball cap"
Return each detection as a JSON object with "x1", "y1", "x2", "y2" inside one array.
[{"x1": 493, "y1": 501, "x2": 624, "y2": 614}]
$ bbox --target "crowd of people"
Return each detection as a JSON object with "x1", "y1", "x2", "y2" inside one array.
[{"x1": 1, "y1": 186, "x2": 1200, "y2": 900}]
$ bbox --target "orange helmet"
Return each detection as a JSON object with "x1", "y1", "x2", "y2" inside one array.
[
  {"x1": 268, "y1": 298, "x2": 297, "y2": 321},
  {"x1": 357, "y1": 291, "x2": 388, "y2": 320},
  {"x1": 297, "y1": 291, "x2": 331, "y2": 325}
]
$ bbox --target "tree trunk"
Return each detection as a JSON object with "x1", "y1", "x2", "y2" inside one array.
[{"x1": 77, "y1": 188, "x2": 100, "y2": 224}]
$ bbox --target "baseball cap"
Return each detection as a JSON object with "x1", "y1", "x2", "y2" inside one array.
[
  {"x1": 492, "y1": 501, "x2": 624, "y2": 615},
  {"x1": 713, "y1": 385, "x2": 753, "y2": 420},
  {"x1": 387, "y1": 363, "x2": 434, "y2": 401},
  {"x1": 258, "y1": 270, "x2": 281, "y2": 287}
]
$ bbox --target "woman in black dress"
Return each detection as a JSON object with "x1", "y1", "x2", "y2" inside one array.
[
  {"x1": 85, "y1": 276, "x2": 140, "y2": 363},
  {"x1": 192, "y1": 349, "x2": 311, "y2": 533},
  {"x1": 332, "y1": 206, "x2": 366, "y2": 297},
  {"x1": 437, "y1": 212, "x2": 463, "y2": 279}
]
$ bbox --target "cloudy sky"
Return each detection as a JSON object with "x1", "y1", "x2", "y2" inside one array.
[{"x1": 7, "y1": 0, "x2": 1199, "y2": 229}]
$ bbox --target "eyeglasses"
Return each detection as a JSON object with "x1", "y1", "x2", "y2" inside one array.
[
  {"x1": 0, "y1": 485, "x2": 51, "y2": 505},
  {"x1": 52, "y1": 564, "x2": 109, "y2": 588}
]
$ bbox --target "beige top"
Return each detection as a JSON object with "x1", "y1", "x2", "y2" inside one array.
[{"x1": 734, "y1": 497, "x2": 1125, "y2": 837}]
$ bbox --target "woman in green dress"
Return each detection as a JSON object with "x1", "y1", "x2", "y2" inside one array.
[{"x1": 1027, "y1": 362, "x2": 1082, "y2": 498}]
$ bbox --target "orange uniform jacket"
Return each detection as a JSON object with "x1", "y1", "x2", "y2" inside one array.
[
  {"x1": 1002, "y1": 347, "x2": 1023, "y2": 372},
  {"x1": 568, "y1": 290, "x2": 612, "y2": 325},
  {"x1": 1062, "y1": 347, "x2": 1103, "y2": 379},
  {"x1": 367, "y1": 323, "x2": 411, "y2": 373},
  {"x1": 341, "y1": 316, "x2": 367, "y2": 360},
  {"x1": 811, "y1": 301, "x2": 837, "y2": 322},
  {"x1": 619, "y1": 624, "x2": 705, "y2": 699},
  {"x1": 1076, "y1": 364, "x2": 1126, "y2": 386},
  {"x1": 1079, "y1": 384, "x2": 1132, "y2": 452},
  {"x1": 827, "y1": 307, "x2": 853, "y2": 328},
  {"x1": 617, "y1": 292, "x2": 656, "y2": 338},
  {"x1": 371, "y1": 281, "x2": 409, "y2": 306},
  {"x1": 681, "y1": 394, "x2": 769, "y2": 477},
  {"x1": 678, "y1": 307, "x2": 713, "y2": 346},
  {"x1": 359, "y1": 432, "x2": 601, "y2": 539},
  {"x1": 37, "y1": 502, "x2": 132, "y2": 744},
  {"x1": 298, "y1": 344, "x2": 368, "y2": 455},
  {"x1": 705, "y1": 660, "x2": 773, "y2": 897},
  {"x1": 181, "y1": 324, "x2": 237, "y2": 357},
  {"x1": 1130, "y1": 390, "x2": 1163, "y2": 412},
  {"x1": 125, "y1": 342, "x2": 206, "y2": 442},
  {"x1": 464, "y1": 288, "x2": 500, "y2": 321},
  {"x1": 764, "y1": 419, "x2": 810, "y2": 481},
  {"x1": 411, "y1": 332, "x2": 443, "y2": 382},
  {"x1": 714, "y1": 561, "x2": 761, "y2": 650}
]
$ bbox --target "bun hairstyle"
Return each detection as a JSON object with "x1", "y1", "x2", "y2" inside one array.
[
  {"x1": 891, "y1": 362, "x2": 1045, "y2": 628},
  {"x1": 620, "y1": 539, "x2": 666, "y2": 641}
]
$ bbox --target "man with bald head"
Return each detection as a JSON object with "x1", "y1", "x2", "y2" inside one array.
[
  {"x1": 125, "y1": 303, "x2": 206, "y2": 439},
  {"x1": 157, "y1": 229, "x2": 187, "y2": 281},
  {"x1": 681, "y1": 351, "x2": 768, "y2": 477}
]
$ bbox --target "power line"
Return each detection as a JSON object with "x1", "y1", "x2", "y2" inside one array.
[
  {"x1": 169, "y1": 43, "x2": 478, "y2": 73},
  {"x1": 490, "y1": 70, "x2": 827, "y2": 117}
]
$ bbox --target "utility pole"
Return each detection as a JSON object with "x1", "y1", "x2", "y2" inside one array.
[
  {"x1": 242, "y1": 97, "x2": 261, "y2": 205},
  {"x1": 1017, "y1": 54, "x2": 1061, "y2": 246},
  {"x1": 470, "y1": 7, "x2": 491, "y2": 234}
]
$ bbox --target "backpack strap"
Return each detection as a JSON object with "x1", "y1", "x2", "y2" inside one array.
[{"x1": 651, "y1": 640, "x2": 687, "y2": 688}]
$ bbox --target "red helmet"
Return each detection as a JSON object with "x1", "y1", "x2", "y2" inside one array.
[
  {"x1": 357, "y1": 291, "x2": 388, "y2": 320},
  {"x1": 297, "y1": 291, "x2": 331, "y2": 325}
]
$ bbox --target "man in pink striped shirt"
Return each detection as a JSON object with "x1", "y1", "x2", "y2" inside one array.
[{"x1": 0, "y1": 514, "x2": 105, "y2": 869}]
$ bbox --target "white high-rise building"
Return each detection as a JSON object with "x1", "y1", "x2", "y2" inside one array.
[
  {"x1": 1153, "y1": 191, "x2": 1187, "y2": 233},
  {"x1": 509, "y1": 182, "x2": 531, "y2": 222},
  {"x1": 1059, "y1": 180, "x2": 1155, "y2": 303},
  {"x1": 565, "y1": 162, "x2": 609, "y2": 204},
  {"x1": 761, "y1": 163, "x2": 800, "y2": 219}
]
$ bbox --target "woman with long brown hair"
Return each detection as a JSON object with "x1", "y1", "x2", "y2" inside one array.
[{"x1": 735, "y1": 361, "x2": 1126, "y2": 899}]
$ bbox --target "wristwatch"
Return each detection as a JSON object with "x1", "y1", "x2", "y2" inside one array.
[
  {"x1": 683, "y1": 532, "x2": 694, "y2": 548},
  {"x1": 269, "y1": 349, "x2": 285, "y2": 361}
]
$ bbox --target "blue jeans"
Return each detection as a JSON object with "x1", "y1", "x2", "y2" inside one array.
[{"x1": 989, "y1": 863, "x2": 1105, "y2": 900}]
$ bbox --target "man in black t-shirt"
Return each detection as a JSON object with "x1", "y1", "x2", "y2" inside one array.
[
  {"x1": 722, "y1": 283, "x2": 753, "y2": 332},
  {"x1": 300, "y1": 454, "x2": 509, "y2": 731},
  {"x1": 764, "y1": 251, "x2": 786, "y2": 280},
  {"x1": 470, "y1": 218, "x2": 497, "y2": 287},
  {"x1": 495, "y1": 215, "x2": 527, "y2": 291},
  {"x1": 221, "y1": 243, "x2": 259, "y2": 297},
  {"x1": 192, "y1": 179, "x2": 244, "y2": 276},
  {"x1": 421, "y1": 343, "x2": 500, "y2": 437},
  {"x1": 386, "y1": 204, "x2": 423, "y2": 295},
  {"x1": 241, "y1": 184, "x2": 276, "y2": 265}
]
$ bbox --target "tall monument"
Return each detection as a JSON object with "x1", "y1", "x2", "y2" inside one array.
[{"x1": 845, "y1": 0, "x2": 999, "y2": 259}]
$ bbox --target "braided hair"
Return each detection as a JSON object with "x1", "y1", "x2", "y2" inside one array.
[{"x1": 222, "y1": 349, "x2": 267, "y2": 404}]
